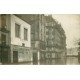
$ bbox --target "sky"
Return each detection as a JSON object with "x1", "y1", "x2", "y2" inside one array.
[{"x1": 52, "y1": 14, "x2": 80, "y2": 48}]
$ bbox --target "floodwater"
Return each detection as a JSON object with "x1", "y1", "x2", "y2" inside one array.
[
  {"x1": 33, "y1": 56, "x2": 80, "y2": 65},
  {"x1": 66, "y1": 56, "x2": 79, "y2": 65},
  {"x1": 2, "y1": 56, "x2": 80, "y2": 65},
  {"x1": 12, "y1": 56, "x2": 80, "y2": 65}
]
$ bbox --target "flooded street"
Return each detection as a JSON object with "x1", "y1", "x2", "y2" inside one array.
[
  {"x1": 66, "y1": 56, "x2": 79, "y2": 65},
  {"x1": 3, "y1": 55, "x2": 80, "y2": 65},
  {"x1": 33, "y1": 56, "x2": 80, "y2": 65}
]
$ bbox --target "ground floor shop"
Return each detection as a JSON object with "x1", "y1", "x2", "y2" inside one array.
[{"x1": 11, "y1": 45, "x2": 32, "y2": 63}]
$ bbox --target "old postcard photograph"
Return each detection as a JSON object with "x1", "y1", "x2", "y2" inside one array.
[
  {"x1": 1, "y1": 0, "x2": 80, "y2": 80},
  {"x1": 0, "y1": 14, "x2": 80, "y2": 65}
]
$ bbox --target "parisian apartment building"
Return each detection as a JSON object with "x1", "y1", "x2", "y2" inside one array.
[
  {"x1": 0, "y1": 14, "x2": 32, "y2": 64},
  {"x1": 44, "y1": 15, "x2": 66, "y2": 60},
  {"x1": 16, "y1": 14, "x2": 67, "y2": 64}
]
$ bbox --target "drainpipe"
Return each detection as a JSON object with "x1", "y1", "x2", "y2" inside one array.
[{"x1": 38, "y1": 51, "x2": 40, "y2": 65}]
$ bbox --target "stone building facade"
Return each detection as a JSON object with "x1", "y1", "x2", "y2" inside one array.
[
  {"x1": 44, "y1": 15, "x2": 66, "y2": 59},
  {"x1": 0, "y1": 14, "x2": 32, "y2": 64},
  {"x1": 16, "y1": 14, "x2": 46, "y2": 64},
  {"x1": 0, "y1": 14, "x2": 11, "y2": 63},
  {"x1": 16, "y1": 14, "x2": 66, "y2": 64}
]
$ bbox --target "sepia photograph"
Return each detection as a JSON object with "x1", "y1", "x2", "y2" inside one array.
[
  {"x1": 1, "y1": 0, "x2": 80, "y2": 80},
  {"x1": 0, "y1": 14, "x2": 80, "y2": 65}
]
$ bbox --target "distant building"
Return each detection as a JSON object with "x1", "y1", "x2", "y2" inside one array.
[
  {"x1": 44, "y1": 15, "x2": 66, "y2": 59},
  {"x1": 78, "y1": 42, "x2": 80, "y2": 62},
  {"x1": 0, "y1": 14, "x2": 32, "y2": 64},
  {"x1": 67, "y1": 47, "x2": 78, "y2": 56}
]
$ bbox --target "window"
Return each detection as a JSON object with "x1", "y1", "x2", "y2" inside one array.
[
  {"x1": 22, "y1": 43, "x2": 25, "y2": 47},
  {"x1": 31, "y1": 34, "x2": 34, "y2": 40},
  {"x1": 1, "y1": 14, "x2": 6, "y2": 28},
  {"x1": 15, "y1": 23, "x2": 20, "y2": 38},
  {"x1": 24, "y1": 28, "x2": 28, "y2": 40},
  {"x1": 35, "y1": 32, "x2": 39, "y2": 40},
  {"x1": 1, "y1": 34, "x2": 6, "y2": 44},
  {"x1": 46, "y1": 31, "x2": 49, "y2": 35}
]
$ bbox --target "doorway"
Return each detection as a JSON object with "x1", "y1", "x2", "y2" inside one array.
[
  {"x1": 33, "y1": 52, "x2": 38, "y2": 64},
  {"x1": 13, "y1": 51, "x2": 18, "y2": 63},
  {"x1": 1, "y1": 49, "x2": 8, "y2": 64}
]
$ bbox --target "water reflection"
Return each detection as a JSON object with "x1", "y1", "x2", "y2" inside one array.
[
  {"x1": 33, "y1": 57, "x2": 80, "y2": 65},
  {"x1": 66, "y1": 57, "x2": 79, "y2": 65},
  {"x1": 40, "y1": 58, "x2": 66, "y2": 65}
]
